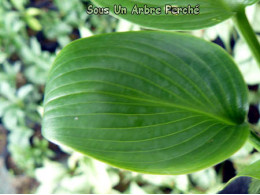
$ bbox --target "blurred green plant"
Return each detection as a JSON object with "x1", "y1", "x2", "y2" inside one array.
[
  {"x1": 0, "y1": 61, "x2": 53, "y2": 175},
  {"x1": 0, "y1": 0, "x2": 260, "y2": 193}
]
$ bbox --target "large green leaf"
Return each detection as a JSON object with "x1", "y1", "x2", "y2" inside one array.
[
  {"x1": 42, "y1": 31, "x2": 249, "y2": 174},
  {"x1": 90, "y1": 0, "x2": 258, "y2": 30}
]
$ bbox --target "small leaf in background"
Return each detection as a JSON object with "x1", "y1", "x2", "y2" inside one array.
[
  {"x1": 238, "y1": 160, "x2": 260, "y2": 179},
  {"x1": 0, "y1": 82, "x2": 17, "y2": 102},
  {"x1": 36, "y1": 155, "x2": 120, "y2": 194},
  {"x1": 10, "y1": 0, "x2": 28, "y2": 11},
  {"x1": 43, "y1": 31, "x2": 249, "y2": 174},
  {"x1": 30, "y1": 37, "x2": 42, "y2": 56},
  {"x1": 17, "y1": 84, "x2": 34, "y2": 100},
  {"x1": 24, "y1": 66, "x2": 48, "y2": 85},
  {"x1": 218, "y1": 176, "x2": 252, "y2": 194},
  {"x1": 3, "y1": 108, "x2": 25, "y2": 131},
  {"x1": 25, "y1": 7, "x2": 41, "y2": 16},
  {"x1": 220, "y1": 159, "x2": 260, "y2": 193},
  {"x1": 8, "y1": 126, "x2": 33, "y2": 148},
  {"x1": 0, "y1": 98, "x2": 11, "y2": 117},
  {"x1": 25, "y1": 16, "x2": 42, "y2": 31}
]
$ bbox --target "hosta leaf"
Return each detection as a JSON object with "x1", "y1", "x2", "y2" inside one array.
[
  {"x1": 238, "y1": 160, "x2": 260, "y2": 180},
  {"x1": 90, "y1": 0, "x2": 258, "y2": 30},
  {"x1": 221, "y1": 160, "x2": 260, "y2": 193},
  {"x1": 42, "y1": 31, "x2": 249, "y2": 174},
  {"x1": 218, "y1": 177, "x2": 252, "y2": 194}
]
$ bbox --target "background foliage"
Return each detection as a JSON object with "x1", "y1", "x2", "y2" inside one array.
[{"x1": 0, "y1": 0, "x2": 260, "y2": 193}]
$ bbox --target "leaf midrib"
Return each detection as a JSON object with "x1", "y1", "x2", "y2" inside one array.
[{"x1": 44, "y1": 89, "x2": 237, "y2": 126}]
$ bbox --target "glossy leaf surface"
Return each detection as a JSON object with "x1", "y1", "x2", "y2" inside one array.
[
  {"x1": 43, "y1": 31, "x2": 249, "y2": 174},
  {"x1": 91, "y1": 0, "x2": 258, "y2": 30}
]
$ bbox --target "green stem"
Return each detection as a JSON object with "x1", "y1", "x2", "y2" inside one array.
[{"x1": 233, "y1": 8, "x2": 260, "y2": 68}]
